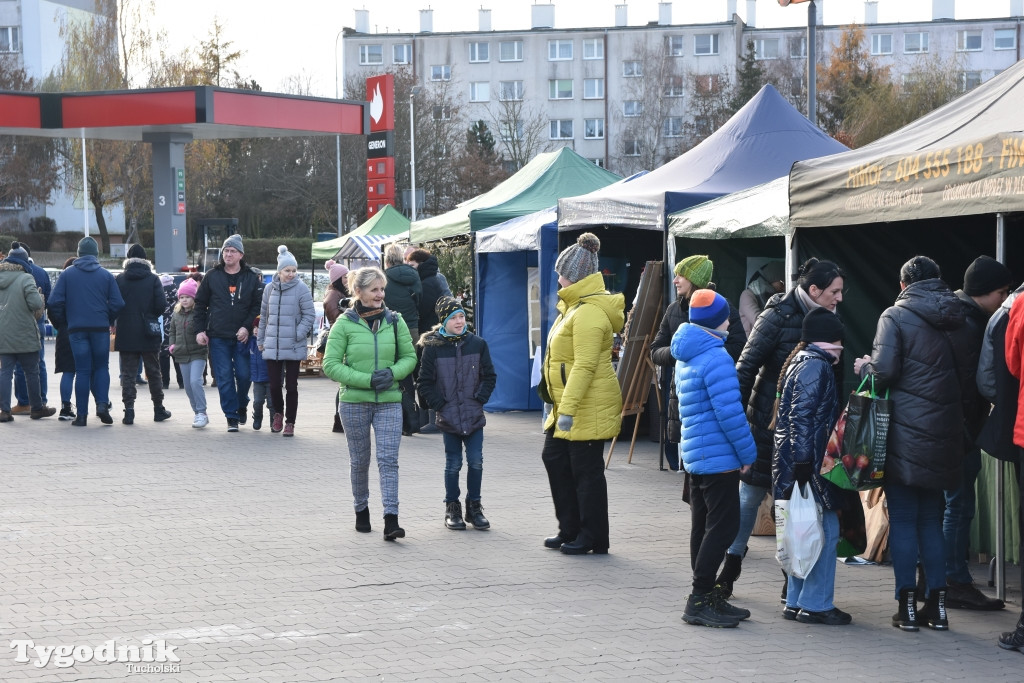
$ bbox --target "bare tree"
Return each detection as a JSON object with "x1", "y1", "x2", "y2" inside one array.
[
  {"x1": 681, "y1": 68, "x2": 733, "y2": 152},
  {"x1": 489, "y1": 85, "x2": 548, "y2": 171}
]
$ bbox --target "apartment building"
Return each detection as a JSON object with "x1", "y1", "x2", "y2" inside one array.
[{"x1": 343, "y1": 1, "x2": 1024, "y2": 175}]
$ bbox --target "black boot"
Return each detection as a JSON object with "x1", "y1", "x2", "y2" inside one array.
[
  {"x1": 122, "y1": 406, "x2": 135, "y2": 425},
  {"x1": 710, "y1": 585, "x2": 751, "y2": 620},
  {"x1": 921, "y1": 588, "x2": 949, "y2": 630},
  {"x1": 419, "y1": 409, "x2": 440, "y2": 434},
  {"x1": 58, "y1": 402, "x2": 75, "y2": 421},
  {"x1": 445, "y1": 501, "x2": 466, "y2": 530},
  {"x1": 682, "y1": 592, "x2": 740, "y2": 628},
  {"x1": 715, "y1": 550, "x2": 745, "y2": 599},
  {"x1": 892, "y1": 588, "x2": 919, "y2": 632},
  {"x1": 72, "y1": 414, "x2": 87, "y2": 427},
  {"x1": 998, "y1": 614, "x2": 1024, "y2": 652},
  {"x1": 354, "y1": 507, "x2": 371, "y2": 533},
  {"x1": 96, "y1": 402, "x2": 113, "y2": 425},
  {"x1": 154, "y1": 405, "x2": 171, "y2": 422},
  {"x1": 383, "y1": 514, "x2": 405, "y2": 541},
  {"x1": 465, "y1": 498, "x2": 490, "y2": 529}
]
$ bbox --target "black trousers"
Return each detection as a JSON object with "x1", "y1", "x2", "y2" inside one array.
[
  {"x1": 689, "y1": 469, "x2": 741, "y2": 594},
  {"x1": 541, "y1": 429, "x2": 609, "y2": 550}
]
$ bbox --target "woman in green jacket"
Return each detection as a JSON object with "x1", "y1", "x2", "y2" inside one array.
[
  {"x1": 541, "y1": 233, "x2": 624, "y2": 555},
  {"x1": 323, "y1": 266, "x2": 417, "y2": 541}
]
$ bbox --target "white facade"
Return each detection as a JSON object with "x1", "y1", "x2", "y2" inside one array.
[{"x1": 343, "y1": 6, "x2": 1023, "y2": 173}]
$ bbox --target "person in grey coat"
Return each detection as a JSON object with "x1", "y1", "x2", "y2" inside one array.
[{"x1": 258, "y1": 246, "x2": 315, "y2": 436}]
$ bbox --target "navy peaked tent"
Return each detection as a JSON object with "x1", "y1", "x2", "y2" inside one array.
[{"x1": 559, "y1": 84, "x2": 848, "y2": 230}]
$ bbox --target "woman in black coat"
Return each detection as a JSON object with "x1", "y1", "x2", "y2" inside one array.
[
  {"x1": 718, "y1": 258, "x2": 845, "y2": 597},
  {"x1": 854, "y1": 256, "x2": 971, "y2": 632}
]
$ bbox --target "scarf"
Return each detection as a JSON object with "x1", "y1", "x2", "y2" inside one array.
[
  {"x1": 354, "y1": 300, "x2": 385, "y2": 326},
  {"x1": 795, "y1": 285, "x2": 823, "y2": 313}
]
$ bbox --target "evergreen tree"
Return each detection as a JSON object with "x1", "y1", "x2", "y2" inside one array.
[{"x1": 730, "y1": 41, "x2": 764, "y2": 114}]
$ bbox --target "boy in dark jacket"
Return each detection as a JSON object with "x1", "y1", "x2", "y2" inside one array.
[{"x1": 417, "y1": 296, "x2": 497, "y2": 531}]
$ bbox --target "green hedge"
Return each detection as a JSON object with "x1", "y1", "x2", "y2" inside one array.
[{"x1": 0, "y1": 231, "x2": 86, "y2": 252}]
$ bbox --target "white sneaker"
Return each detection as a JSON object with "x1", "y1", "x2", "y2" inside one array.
[{"x1": 192, "y1": 413, "x2": 209, "y2": 428}]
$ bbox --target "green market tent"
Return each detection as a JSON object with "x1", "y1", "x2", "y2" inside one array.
[
  {"x1": 667, "y1": 176, "x2": 790, "y2": 240},
  {"x1": 410, "y1": 147, "x2": 620, "y2": 242},
  {"x1": 311, "y1": 204, "x2": 410, "y2": 261}
]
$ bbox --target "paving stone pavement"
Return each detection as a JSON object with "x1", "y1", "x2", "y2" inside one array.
[{"x1": 2, "y1": 345, "x2": 1023, "y2": 682}]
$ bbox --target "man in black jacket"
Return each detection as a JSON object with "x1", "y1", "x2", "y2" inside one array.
[
  {"x1": 193, "y1": 235, "x2": 263, "y2": 432},
  {"x1": 650, "y1": 256, "x2": 745, "y2": 470}
]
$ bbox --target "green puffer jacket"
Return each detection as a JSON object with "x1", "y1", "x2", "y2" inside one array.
[
  {"x1": 322, "y1": 307, "x2": 417, "y2": 404},
  {"x1": 542, "y1": 272, "x2": 625, "y2": 441}
]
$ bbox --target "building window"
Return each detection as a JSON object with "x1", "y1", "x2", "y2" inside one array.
[
  {"x1": 500, "y1": 119, "x2": 524, "y2": 142},
  {"x1": 905, "y1": 32, "x2": 929, "y2": 54},
  {"x1": 469, "y1": 41, "x2": 489, "y2": 63},
  {"x1": 359, "y1": 44, "x2": 383, "y2": 65},
  {"x1": 789, "y1": 36, "x2": 806, "y2": 58},
  {"x1": 499, "y1": 40, "x2": 523, "y2": 62},
  {"x1": 549, "y1": 119, "x2": 574, "y2": 140},
  {"x1": 960, "y1": 71, "x2": 983, "y2": 92},
  {"x1": 470, "y1": 82, "x2": 490, "y2": 102},
  {"x1": 666, "y1": 36, "x2": 685, "y2": 57},
  {"x1": 694, "y1": 74, "x2": 722, "y2": 94},
  {"x1": 662, "y1": 117, "x2": 684, "y2": 138},
  {"x1": 623, "y1": 100, "x2": 643, "y2": 117},
  {"x1": 583, "y1": 38, "x2": 604, "y2": 60},
  {"x1": 430, "y1": 65, "x2": 451, "y2": 81},
  {"x1": 871, "y1": 34, "x2": 892, "y2": 55},
  {"x1": 499, "y1": 80, "x2": 524, "y2": 101},
  {"x1": 432, "y1": 105, "x2": 451, "y2": 121},
  {"x1": 694, "y1": 34, "x2": 719, "y2": 56},
  {"x1": 548, "y1": 39, "x2": 573, "y2": 61},
  {"x1": 549, "y1": 79, "x2": 573, "y2": 99},
  {"x1": 754, "y1": 38, "x2": 780, "y2": 60},
  {"x1": 623, "y1": 60, "x2": 642, "y2": 77},
  {"x1": 590, "y1": 158, "x2": 606, "y2": 168},
  {"x1": 663, "y1": 75, "x2": 685, "y2": 97},
  {"x1": 956, "y1": 30, "x2": 983, "y2": 52},
  {"x1": 584, "y1": 118, "x2": 605, "y2": 139},
  {"x1": 583, "y1": 78, "x2": 604, "y2": 99},
  {"x1": 995, "y1": 28, "x2": 1017, "y2": 50},
  {"x1": 393, "y1": 44, "x2": 411, "y2": 64},
  {"x1": 0, "y1": 26, "x2": 19, "y2": 53},
  {"x1": 623, "y1": 139, "x2": 641, "y2": 157},
  {"x1": 790, "y1": 75, "x2": 805, "y2": 98}
]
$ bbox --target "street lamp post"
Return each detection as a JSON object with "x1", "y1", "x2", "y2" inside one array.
[
  {"x1": 334, "y1": 28, "x2": 345, "y2": 236},
  {"x1": 778, "y1": 0, "x2": 817, "y2": 125},
  {"x1": 409, "y1": 86, "x2": 421, "y2": 221}
]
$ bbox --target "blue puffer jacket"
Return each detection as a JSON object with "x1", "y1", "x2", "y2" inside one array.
[
  {"x1": 772, "y1": 345, "x2": 843, "y2": 509},
  {"x1": 47, "y1": 256, "x2": 124, "y2": 333},
  {"x1": 671, "y1": 322, "x2": 756, "y2": 475},
  {"x1": 417, "y1": 327, "x2": 496, "y2": 435}
]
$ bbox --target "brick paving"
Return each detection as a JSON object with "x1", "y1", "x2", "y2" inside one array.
[{"x1": 1, "y1": 344, "x2": 1023, "y2": 681}]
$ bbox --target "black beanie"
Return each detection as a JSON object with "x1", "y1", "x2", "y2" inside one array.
[
  {"x1": 801, "y1": 308, "x2": 844, "y2": 344},
  {"x1": 964, "y1": 256, "x2": 1012, "y2": 297},
  {"x1": 127, "y1": 243, "x2": 147, "y2": 260}
]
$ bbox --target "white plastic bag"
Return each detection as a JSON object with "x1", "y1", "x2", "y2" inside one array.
[{"x1": 775, "y1": 482, "x2": 824, "y2": 579}]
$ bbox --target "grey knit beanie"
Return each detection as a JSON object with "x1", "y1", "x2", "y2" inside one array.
[
  {"x1": 77, "y1": 236, "x2": 99, "y2": 257},
  {"x1": 276, "y1": 245, "x2": 298, "y2": 271},
  {"x1": 221, "y1": 234, "x2": 244, "y2": 254},
  {"x1": 554, "y1": 232, "x2": 601, "y2": 284}
]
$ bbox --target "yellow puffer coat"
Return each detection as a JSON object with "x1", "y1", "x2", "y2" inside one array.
[{"x1": 542, "y1": 272, "x2": 625, "y2": 441}]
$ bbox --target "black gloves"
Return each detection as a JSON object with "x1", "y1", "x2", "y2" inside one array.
[
  {"x1": 370, "y1": 368, "x2": 394, "y2": 391},
  {"x1": 794, "y1": 462, "x2": 813, "y2": 486}
]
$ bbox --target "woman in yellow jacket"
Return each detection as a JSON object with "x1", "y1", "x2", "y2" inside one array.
[{"x1": 541, "y1": 233, "x2": 624, "y2": 555}]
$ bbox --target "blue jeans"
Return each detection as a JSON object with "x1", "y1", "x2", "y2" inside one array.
[
  {"x1": 787, "y1": 509, "x2": 839, "y2": 612},
  {"x1": 943, "y1": 447, "x2": 981, "y2": 584},
  {"x1": 13, "y1": 320, "x2": 47, "y2": 406},
  {"x1": 885, "y1": 481, "x2": 947, "y2": 599},
  {"x1": 208, "y1": 337, "x2": 250, "y2": 420},
  {"x1": 728, "y1": 481, "x2": 768, "y2": 557},
  {"x1": 443, "y1": 429, "x2": 484, "y2": 502},
  {"x1": 69, "y1": 331, "x2": 111, "y2": 414}
]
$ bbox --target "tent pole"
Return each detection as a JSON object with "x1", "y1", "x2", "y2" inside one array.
[
  {"x1": 995, "y1": 212, "x2": 1007, "y2": 601},
  {"x1": 785, "y1": 229, "x2": 798, "y2": 292}
]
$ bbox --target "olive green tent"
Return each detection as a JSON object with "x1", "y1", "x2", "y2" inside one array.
[{"x1": 311, "y1": 204, "x2": 410, "y2": 261}]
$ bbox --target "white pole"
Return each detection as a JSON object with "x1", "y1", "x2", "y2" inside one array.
[
  {"x1": 410, "y1": 92, "x2": 417, "y2": 222},
  {"x1": 335, "y1": 29, "x2": 345, "y2": 236},
  {"x1": 81, "y1": 131, "x2": 89, "y2": 237},
  {"x1": 995, "y1": 211, "x2": 1006, "y2": 601}
]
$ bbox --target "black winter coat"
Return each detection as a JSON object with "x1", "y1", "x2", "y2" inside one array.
[
  {"x1": 193, "y1": 264, "x2": 263, "y2": 340},
  {"x1": 772, "y1": 345, "x2": 844, "y2": 510},
  {"x1": 735, "y1": 288, "x2": 822, "y2": 488},
  {"x1": 416, "y1": 256, "x2": 453, "y2": 330},
  {"x1": 954, "y1": 290, "x2": 989, "y2": 441},
  {"x1": 861, "y1": 278, "x2": 970, "y2": 491},
  {"x1": 114, "y1": 258, "x2": 166, "y2": 353},
  {"x1": 385, "y1": 263, "x2": 422, "y2": 332},
  {"x1": 651, "y1": 295, "x2": 746, "y2": 443},
  {"x1": 417, "y1": 329, "x2": 496, "y2": 435}
]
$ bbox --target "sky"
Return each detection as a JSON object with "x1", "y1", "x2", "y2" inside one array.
[{"x1": 147, "y1": 0, "x2": 1018, "y2": 98}]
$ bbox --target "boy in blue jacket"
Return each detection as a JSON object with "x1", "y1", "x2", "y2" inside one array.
[{"x1": 671, "y1": 290, "x2": 757, "y2": 628}]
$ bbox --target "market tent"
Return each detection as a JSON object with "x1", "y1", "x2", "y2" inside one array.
[
  {"x1": 559, "y1": 84, "x2": 847, "y2": 230},
  {"x1": 411, "y1": 147, "x2": 620, "y2": 242},
  {"x1": 310, "y1": 204, "x2": 410, "y2": 261},
  {"x1": 667, "y1": 176, "x2": 790, "y2": 240},
  {"x1": 790, "y1": 58, "x2": 1024, "y2": 228}
]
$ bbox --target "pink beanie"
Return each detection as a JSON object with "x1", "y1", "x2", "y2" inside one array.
[
  {"x1": 177, "y1": 278, "x2": 199, "y2": 299},
  {"x1": 326, "y1": 259, "x2": 349, "y2": 284}
]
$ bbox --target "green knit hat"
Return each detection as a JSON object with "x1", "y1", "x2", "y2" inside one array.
[{"x1": 674, "y1": 255, "x2": 713, "y2": 289}]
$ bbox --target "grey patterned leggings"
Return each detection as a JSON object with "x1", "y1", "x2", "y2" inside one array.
[{"x1": 339, "y1": 401, "x2": 402, "y2": 516}]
